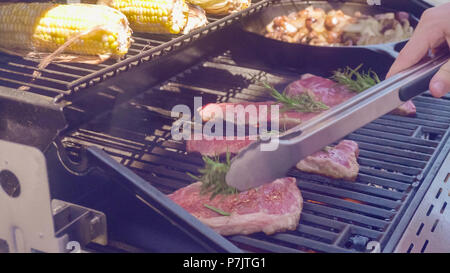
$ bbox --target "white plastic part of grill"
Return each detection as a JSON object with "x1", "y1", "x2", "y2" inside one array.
[
  {"x1": 0, "y1": 140, "x2": 68, "y2": 253},
  {"x1": 0, "y1": 140, "x2": 107, "y2": 253}
]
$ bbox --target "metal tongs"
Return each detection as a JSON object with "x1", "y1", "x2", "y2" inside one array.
[{"x1": 226, "y1": 51, "x2": 450, "y2": 191}]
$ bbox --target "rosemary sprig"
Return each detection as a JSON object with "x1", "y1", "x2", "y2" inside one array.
[
  {"x1": 187, "y1": 151, "x2": 239, "y2": 200},
  {"x1": 262, "y1": 82, "x2": 329, "y2": 113},
  {"x1": 331, "y1": 64, "x2": 381, "y2": 93},
  {"x1": 204, "y1": 204, "x2": 231, "y2": 216}
]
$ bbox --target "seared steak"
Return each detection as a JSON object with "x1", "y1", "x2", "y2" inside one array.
[
  {"x1": 167, "y1": 177, "x2": 303, "y2": 236},
  {"x1": 286, "y1": 73, "x2": 416, "y2": 116},
  {"x1": 390, "y1": 100, "x2": 416, "y2": 116},
  {"x1": 187, "y1": 137, "x2": 360, "y2": 181},
  {"x1": 296, "y1": 140, "x2": 360, "y2": 181}
]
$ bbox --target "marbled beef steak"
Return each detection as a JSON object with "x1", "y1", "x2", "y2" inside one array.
[
  {"x1": 168, "y1": 177, "x2": 303, "y2": 236},
  {"x1": 198, "y1": 74, "x2": 415, "y2": 128}
]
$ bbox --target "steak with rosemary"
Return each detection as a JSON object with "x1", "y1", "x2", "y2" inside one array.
[
  {"x1": 294, "y1": 73, "x2": 416, "y2": 116},
  {"x1": 198, "y1": 74, "x2": 416, "y2": 128},
  {"x1": 167, "y1": 177, "x2": 303, "y2": 236},
  {"x1": 187, "y1": 137, "x2": 360, "y2": 181},
  {"x1": 285, "y1": 73, "x2": 416, "y2": 116},
  {"x1": 198, "y1": 74, "x2": 341, "y2": 129}
]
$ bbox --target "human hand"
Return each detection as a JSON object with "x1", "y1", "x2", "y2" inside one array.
[{"x1": 386, "y1": 3, "x2": 450, "y2": 98}]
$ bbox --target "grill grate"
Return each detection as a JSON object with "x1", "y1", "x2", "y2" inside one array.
[
  {"x1": 61, "y1": 51, "x2": 450, "y2": 253},
  {"x1": 0, "y1": 0, "x2": 272, "y2": 102}
]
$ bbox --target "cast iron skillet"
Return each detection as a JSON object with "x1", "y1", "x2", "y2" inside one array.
[{"x1": 237, "y1": 0, "x2": 419, "y2": 73}]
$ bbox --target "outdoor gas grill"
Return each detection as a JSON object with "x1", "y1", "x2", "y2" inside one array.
[{"x1": 0, "y1": 0, "x2": 449, "y2": 253}]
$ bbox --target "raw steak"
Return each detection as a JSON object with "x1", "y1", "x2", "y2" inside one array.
[
  {"x1": 286, "y1": 73, "x2": 416, "y2": 116},
  {"x1": 186, "y1": 134, "x2": 255, "y2": 156},
  {"x1": 197, "y1": 74, "x2": 348, "y2": 129},
  {"x1": 198, "y1": 74, "x2": 416, "y2": 127},
  {"x1": 199, "y1": 101, "x2": 306, "y2": 129},
  {"x1": 284, "y1": 73, "x2": 356, "y2": 107},
  {"x1": 167, "y1": 177, "x2": 303, "y2": 236}
]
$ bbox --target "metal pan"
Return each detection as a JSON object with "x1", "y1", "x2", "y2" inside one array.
[{"x1": 236, "y1": 0, "x2": 420, "y2": 73}]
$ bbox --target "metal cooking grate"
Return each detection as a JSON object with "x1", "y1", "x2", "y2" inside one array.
[
  {"x1": 61, "y1": 51, "x2": 450, "y2": 253},
  {"x1": 0, "y1": 0, "x2": 272, "y2": 102}
]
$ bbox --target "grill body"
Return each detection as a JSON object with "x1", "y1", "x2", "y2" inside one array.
[
  {"x1": 0, "y1": 0, "x2": 448, "y2": 253},
  {"x1": 59, "y1": 50, "x2": 450, "y2": 252}
]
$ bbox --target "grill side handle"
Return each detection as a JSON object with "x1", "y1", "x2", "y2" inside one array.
[{"x1": 85, "y1": 146, "x2": 242, "y2": 253}]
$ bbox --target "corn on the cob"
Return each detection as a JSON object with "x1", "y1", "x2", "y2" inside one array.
[
  {"x1": 186, "y1": 0, "x2": 250, "y2": 15},
  {"x1": 182, "y1": 4, "x2": 208, "y2": 34},
  {"x1": 98, "y1": 0, "x2": 189, "y2": 34},
  {"x1": 0, "y1": 3, "x2": 132, "y2": 57}
]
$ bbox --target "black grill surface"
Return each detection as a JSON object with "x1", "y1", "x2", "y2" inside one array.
[{"x1": 61, "y1": 51, "x2": 450, "y2": 253}]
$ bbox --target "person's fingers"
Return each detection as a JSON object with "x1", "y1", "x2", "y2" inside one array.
[
  {"x1": 429, "y1": 59, "x2": 450, "y2": 98},
  {"x1": 386, "y1": 42, "x2": 424, "y2": 78},
  {"x1": 386, "y1": 8, "x2": 447, "y2": 78}
]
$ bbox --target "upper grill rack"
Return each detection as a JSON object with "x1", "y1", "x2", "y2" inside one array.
[
  {"x1": 61, "y1": 51, "x2": 450, "y2": 253},
  {"x1": 0, "y1": 0, "x2": 272, "y2": 102}
]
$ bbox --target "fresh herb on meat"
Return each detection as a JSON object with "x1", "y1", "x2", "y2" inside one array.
[
  {"x1": 262, "y1": 82, "x2": 329, "y2": 113},
  {"x1": 203, "y1": 204, "x2": 231, "y2": 216},
  {"x1": 331, "y1": 64, "x2": 381, "y2": 93},
  {"x1": 187, "y1": 152, "x2": 239, "y2": 200}
]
